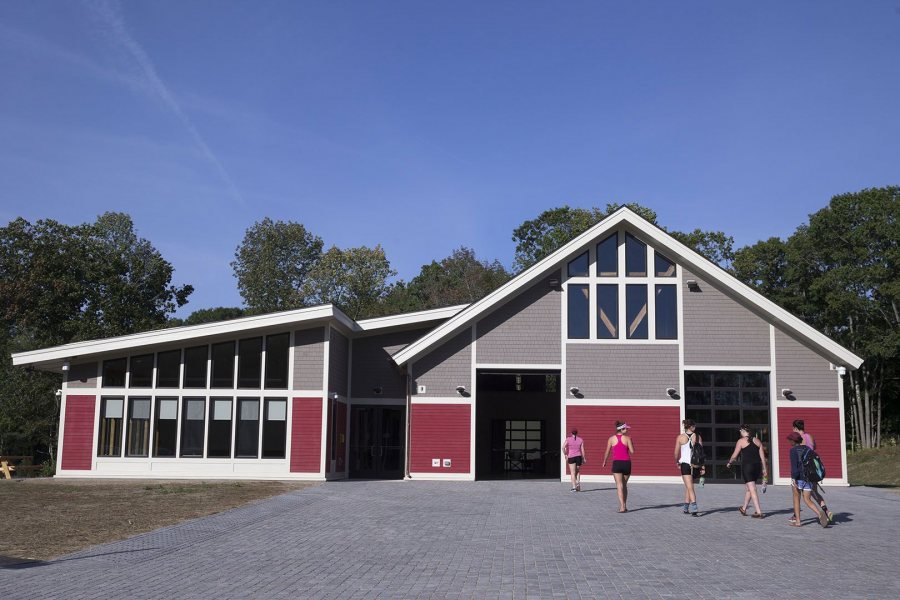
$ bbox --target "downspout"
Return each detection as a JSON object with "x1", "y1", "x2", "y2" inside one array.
[{"x1": 404, "y1": 367, "x2": 412, "y2": 479}]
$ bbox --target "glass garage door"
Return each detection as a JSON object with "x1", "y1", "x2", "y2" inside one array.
[{"x1": 684, "y1": 371, "x2": 770, "y2": 482}]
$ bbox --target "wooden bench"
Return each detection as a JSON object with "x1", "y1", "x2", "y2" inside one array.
[{"x1": 0, "y1": 456, "x2": 42, "y2": 479}]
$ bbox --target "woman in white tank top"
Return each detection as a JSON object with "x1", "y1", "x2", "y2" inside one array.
[{"x1": 674, "y1": 419, "x2": 705, "y2": 516}]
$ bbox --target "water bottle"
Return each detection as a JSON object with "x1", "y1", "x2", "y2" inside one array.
[
  {"x1": 761, "y1": 476, "x2": 768, "y2": 493},
  {"x1": 699, "y1": 476, "x2": 705, "y2": 487}
]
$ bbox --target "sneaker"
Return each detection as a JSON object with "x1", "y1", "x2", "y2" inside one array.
[
  {"x1": 818, "y1": 511, "x2": 829, "y2": 528},
  {"x1": 576, "y1": 484, "x2": 581, "y2": 492},
  {"x1": 827, "y1": 511, "x2": 835, "y2": 524},
  {"x1": 570, "y1": 487, "x2": 577, "y2": 492},
  {"x1": 689, "y1": 502, "x2": 698, "y2": 516},
  {"x1": 682, "y1": 503, "x2": 690, "y2": 514}
]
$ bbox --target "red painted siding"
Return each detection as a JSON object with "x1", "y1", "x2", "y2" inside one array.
[
  {"x1": 776, "y1": 407, "x2": 842, "y2": 479},
  {"x1": 410, "y1": 404, "x2": 470, "y2": 473},
  {"x1": 61, "y1": 395, "x2": 96, "y2": 471},
  {"x1": 291, "y1": 397, "x2": 323, "y2": 473},
  {"x1": 325, "y1": 401, "x2": 332, "y2": 474},
  {"x1": 565, "y1": 405, "x2": 681, "y2": 476}
]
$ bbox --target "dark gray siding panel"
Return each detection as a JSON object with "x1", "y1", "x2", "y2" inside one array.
[
  {"x1": 682, "y1": 271, "x2": 770, "y2": 366},
  {"x1": 351, "y1": 327, "x2": 431, "y2": 399},
  {"x1": 412, "y1": 330, "x2": 471, "y2": 397},
  {"x1": 67, "y1": 362, "x2": 98, "y2": 388},
  {"x1": 476, "y1": 272, "x2": 561, "y2": 365},
  {"x1": 566, "y1": 344, "x2": 679, "y2": 399},
  {"x1": 328, "y1": 329, "x2": 350, "y2": 397},
  {"x1": 774, "y1": 329, "x2": 839, "y2": 402},
  {"x1": 293, "y1": 327, "x2": 325, "y2": 390}
]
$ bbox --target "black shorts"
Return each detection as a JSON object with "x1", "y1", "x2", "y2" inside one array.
[
  {"x1": 612, "y1": 460, "x2": 632, "y2": 475},
  {"x1": 567, "y1": 456, "x2": 583, "y2": 467},
  {"x1": 742, "y1": 463, "x2": 762, "y2": 484},
  {"x1": 680, "y1": 463, "x2": 700, "y2": 478}
]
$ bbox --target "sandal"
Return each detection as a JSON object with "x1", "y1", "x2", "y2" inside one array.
[
  {"x1": 752, "y1": 512, "x2": 764, "y2": 519},
  {"x1": 738, "y1": 507, "x2": 747, "y2": 516},
  {"x1": 788, "y1": 521, "x2": 801, "y2": 527}
]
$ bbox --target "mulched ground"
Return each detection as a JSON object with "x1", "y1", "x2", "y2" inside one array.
[{"x1": 0, "y1": 478, "x2": 315, "y2": 561}]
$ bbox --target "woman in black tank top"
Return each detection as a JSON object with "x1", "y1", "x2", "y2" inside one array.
[{"x1": 726, "y1": 425, "x2": 769, "y2": 518}]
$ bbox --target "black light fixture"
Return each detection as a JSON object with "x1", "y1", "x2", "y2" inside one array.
[{"x1": 686, "y1": 279, "x2": 701, "y2": 292}]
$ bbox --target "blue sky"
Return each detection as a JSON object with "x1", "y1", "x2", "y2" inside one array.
[{"x1": 1, "y1": 1, "x2": 898, "y2": 316}]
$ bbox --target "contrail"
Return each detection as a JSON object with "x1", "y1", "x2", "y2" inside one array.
[{"x1": 84, "y1": 0, "x2": 245, "y2": 206}]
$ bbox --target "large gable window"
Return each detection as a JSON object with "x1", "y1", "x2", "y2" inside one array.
[{"x1": 565, "y1": 230, "x2": 679, "y2": 342}]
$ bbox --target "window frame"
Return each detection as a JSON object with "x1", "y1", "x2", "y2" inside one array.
[{"x1": 564, "y1": 229, "x2": 681, "y2": 343}]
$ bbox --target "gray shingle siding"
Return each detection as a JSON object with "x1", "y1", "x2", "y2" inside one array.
[
  {"x1": 352, "y1": 328, "x2": 430, "y2": 399},
  {"x1": 682, "y1": 270, "x2": 770, "y2": 366},
  {"x1": 293, "y1": 327, "x2": 325, "y2": 390},
  {"x1": 476, "y1": 272, "x2": 562, "y2": 365},
  {"x1": 328, "y1": 328, "x2": 349, "y2": 397},
  {"x1": 66, "y1": 362, "x2": 98, "y2": 388},
  {"x1": 774, "y1": 328, "x2": 839, "y2": 402},
  {"x1": 412, "y1": 330, "x2": 471, "y2": 397},
  {"x1": 566, "y1": 344, "x2": 679, "y2": 399}
]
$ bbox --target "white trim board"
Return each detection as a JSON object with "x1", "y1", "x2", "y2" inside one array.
[
  {"x1": 407, "y1": 472, "x2": 474, "y2": 481},
  {"x1": 356, "y1": 304, "x2": 468, "y2": 332},
  {"x1": 564, "y1": 398, "x2": 684, "y2": 407},
  {"x1": 391, "y1": 207, "x2": 862, "y2": 370},
  {"x1": 410, "y1": 397, "x2": 473, "y2": 405},
  {"x1": 475, "y1": 363, "x2": 563, "y2": 371}
]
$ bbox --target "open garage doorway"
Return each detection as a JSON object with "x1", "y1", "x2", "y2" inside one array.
[{"x1": 475, "y1": 370, "x2": 561, "y2": 480}]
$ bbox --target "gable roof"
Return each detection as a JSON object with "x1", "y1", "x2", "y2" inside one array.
[{"x1": 391, "y1": 207, "x2": 864, "y2": 370}]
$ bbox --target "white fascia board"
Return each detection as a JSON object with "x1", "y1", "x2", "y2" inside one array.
[
  {"x1": 12, "y1": 304, "x2": 353, "y2": 368},
  {"x1": 356, "y1": 304, "x2": 469, "y2": 332},
  {"x1": 392, "y1": 207, "x2": 862, "y2": 370},
  {"x1": 392, "y1": 209, "x2": 632, "y2": 366}
]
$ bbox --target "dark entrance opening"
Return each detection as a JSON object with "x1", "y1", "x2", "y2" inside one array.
[
  {"x1": 475, "y1": 370, "x2": 561, "y2": 480},
  {"x1": 684, "y1": 371, "x2": 771, "y2": 482},
  {"x1": 349, "y1": 405, "x2": 405, "y2": 479}
]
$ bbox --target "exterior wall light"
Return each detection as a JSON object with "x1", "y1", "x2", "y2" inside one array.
[
  {"x1": 61, "y1": 361, "x2": 70, "y2": 372},
  {"x1": 569, "y1": 386, "x2": 580, "y2": 396},
  {"x1": 373, "y1": 386, "x2": 383, "y2": 395},
  {"x1": 781, "y1": 388, "x2": 794, "y2": 399},
  {"x1": 666, "y1": 387, "x2": 678, "y2": 398},
  {"x1": 686, "y1": 280, "x2": 701, "y2": 292},
  {"x1": 455, "y1": 385, "x2": 467, "y2": 395}
]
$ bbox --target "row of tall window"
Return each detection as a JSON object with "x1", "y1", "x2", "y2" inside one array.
[
  {"x1": 567, "y1": 284, "x2": 677, "y2": 340},
  {"x1": 566, "y1": 233, "x2": 678, "y2": 340},
  {"x1": 97, "y1": 396, "x2": 288, "y2": 459},
  {"x1": 100, "y1": 333, "x2": 291, "y2": 390}
]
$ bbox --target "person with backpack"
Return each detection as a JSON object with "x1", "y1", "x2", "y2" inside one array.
[
  {"x1": 793, "y1": 419, "x2": 834, "y2": 523},
  {"x1": 787, "y1": 431, "x2": 828, "y2": 528},
  {"x1": 562, "y1": 428, "x2": 585, "y2": 492},
  {"x1": 674, "y1": 419, "x2": 705, "y2": 516},
  {"x1": 725, "y1": 425, "x2": 768, "y2": 518},
  {"x1": 602, "y1": 421, "x2": 635, "y2": 512}
]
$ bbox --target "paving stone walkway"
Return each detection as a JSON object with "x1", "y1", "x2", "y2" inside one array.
[{"x1": 1, "y1": 480, "x2": 898, "y2": 599}]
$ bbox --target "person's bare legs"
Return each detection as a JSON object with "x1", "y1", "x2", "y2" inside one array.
[
  {"x1": 622, "y1": 474, "x2": 630, "y2": 510},
  {"x1": 742, "y1": 484, "x2": 752, "y2": 512},
  {"x1": 682, "y1": 475, "x2": 695, "y2": 504},
  {"x1": 747, "y1": 481, "x2": 762, "y2": 515},
  {"x1": 569, "y1": 463, "x2": 577, "y2": 490},
  {"x1": 791, "y1": 483, "x2": 802, "y2": 525},
  {"x1": 574, "y1": 464, "x2": 581, "y2": 491},
  {"x1": 614, "y1": 473, "x2": 626, "y2": 511},
  {"x1": 802, "y1": 490, "x2": 825, "y2": 524}
]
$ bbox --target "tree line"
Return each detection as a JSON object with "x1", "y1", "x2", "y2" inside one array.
[{"x1": 1, "y1": 189, "x2": 896, "y2": 464}]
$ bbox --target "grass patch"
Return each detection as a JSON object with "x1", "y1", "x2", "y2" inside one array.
[
  {"x1": 0, "y1": 479, "x2": 315, "y2": 561},
  {"x1": 847, "y1": 444, "x2": 900, "y2": 488}
]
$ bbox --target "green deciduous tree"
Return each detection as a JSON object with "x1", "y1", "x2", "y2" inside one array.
[
  {"x1": 302, "y1": 245, "x2": 397, "y2": 320},
  {"x1": 231, "y1": 218, "x2": 323, "y2": 313},
  {"x1": 168, "y1": 307, "x2": 246, "y2": 327},
  {"x1": 734, "y1": 187, "x2": 900, "y2": 448},
  {"x1": 0, "y1": 213, "x2": 192, "y2": 459}
]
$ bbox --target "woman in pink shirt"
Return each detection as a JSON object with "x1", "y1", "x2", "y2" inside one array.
[
  {"x1": 602, "y1": 421, "x2": 635, "y2": 512},
  {"x1": 562, "y1": 428, "x2": 585, "y2": 492}
]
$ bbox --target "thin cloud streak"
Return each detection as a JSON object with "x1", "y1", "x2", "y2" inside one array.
[{"x1": 84, "y1": 0, "x2": 245, "y2": 206}]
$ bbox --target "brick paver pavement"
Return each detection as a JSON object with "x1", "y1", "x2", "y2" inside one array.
[{"x1": 1, "y1": 480, "x2": 898, "y2": 599}]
